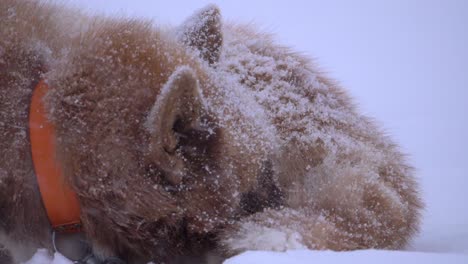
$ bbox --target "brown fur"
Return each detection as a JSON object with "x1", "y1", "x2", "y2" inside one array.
[{"x1": 0, "y1": 1, "x2": 422, "y2": 263}]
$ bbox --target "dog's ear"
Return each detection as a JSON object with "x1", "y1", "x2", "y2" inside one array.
[
  {"x1": 146, "y1": 66, "x2": 206, "y2": 185},
  {"x1": 177, "y1": 5, "x2": 222, "y2": 64}
]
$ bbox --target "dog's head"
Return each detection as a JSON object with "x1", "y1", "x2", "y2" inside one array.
[{"x1": 43, "y1": 5, "x2": 275, "y2": 256}]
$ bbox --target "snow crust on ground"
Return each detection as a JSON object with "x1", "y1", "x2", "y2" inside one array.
[
  {"x1": 225, "y1": 250, "x2": 468, "y2": 264},
  {"x1": 22, "y1": 249, "x2": 72, "y2": 264},
  {"x1": 24, "y1": 248, "x2": 468, "y2": 264}
]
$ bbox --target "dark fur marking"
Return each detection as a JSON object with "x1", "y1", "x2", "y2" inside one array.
[{"x1": 240, "y1": 160, "x2": 284, "y2": 215}]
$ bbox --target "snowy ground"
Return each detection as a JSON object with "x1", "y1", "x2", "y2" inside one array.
[
  {"x1": 18, "y1": 0, "x2": 468, "y2": 263},
  {"x1": 24, "y1": 248, "x2": 468, "y2": 264},
  {"x1": 226, "y1": 250, "x2": 468, "y2": 264},
  {"x1": 23, "y1": 250, "x2": 71, "y2": 264}
]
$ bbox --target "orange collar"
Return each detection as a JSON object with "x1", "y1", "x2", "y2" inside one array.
[{"x1": 29, "y1": 80, "x2": 82, "y2": 233}]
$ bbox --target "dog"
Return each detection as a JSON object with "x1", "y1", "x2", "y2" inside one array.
[{"x1": 0, "y1": 0, "x2": 423, "y2": 263}]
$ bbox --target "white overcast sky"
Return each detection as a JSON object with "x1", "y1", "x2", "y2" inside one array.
[{"x1": 66, "y1": 0, "x2": 468, "y2": 251}]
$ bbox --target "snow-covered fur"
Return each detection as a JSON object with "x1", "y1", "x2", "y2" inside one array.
[{"x1": 0, "y1": 0, "x2": 423, "y2": 263}]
